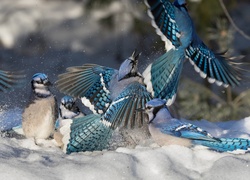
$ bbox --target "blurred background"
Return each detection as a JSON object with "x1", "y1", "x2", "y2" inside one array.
[{"x1": 0, "y1": 0, "x2": 249, "y2": 122}]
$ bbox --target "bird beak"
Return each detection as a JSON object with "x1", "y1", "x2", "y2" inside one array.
[
  {"x1": 45, "y1": 81, "x2": 52, "y2": 86},
  {"x1": 135, "y1": 108, "x2": 145, "y2": 112}
]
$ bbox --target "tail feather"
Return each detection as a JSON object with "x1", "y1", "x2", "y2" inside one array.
[
  {"x1": 62, "y1": 114, "x2": 113, "y2": 154},
  {"x1": 194, "y1": 138, "x2": 250, "y2": 152}
]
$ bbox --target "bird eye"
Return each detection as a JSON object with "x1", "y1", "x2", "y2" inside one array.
[{"x1": 146, "y1": 106, "x2": 152, "y2": 110}]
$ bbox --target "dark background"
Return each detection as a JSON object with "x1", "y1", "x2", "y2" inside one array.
[{"x1": 0, "y1": 0, "x2": 249, "y2": 121}]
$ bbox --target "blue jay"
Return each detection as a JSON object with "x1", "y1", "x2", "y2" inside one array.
[
  {"x1": 58, "y1": 95, "x2": 84, "y2": 122},
  {"x1": 56, "y1": 51, "x2": 157, "y2": 128},
  {"x1": 54, "y1": 95, "x2": 85, "y2": 148},
  {"x1": 0, "y1": 70, "x2": 25, "y2": 92},
  {"x1": 56, "y1": 50, "x2": 191, "y2": 153},
  {"x1": 56, "y1": 51, "x2": 160, "y2": 153},
  {"x1": 59, "y1": 82, "x2": 151, "y2": 154},
  {"x1": 22, "y1": 73, "x2": 58, "y2": 144},
  {"x1": 146, "y1": 98, "x2": 250, "y2": 152},
  {"x1": 144, "y1": 0, "x2": 241, "y2": 87}
]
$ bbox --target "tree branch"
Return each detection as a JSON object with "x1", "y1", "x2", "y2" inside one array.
[{"x1": 219, "y1": 0, "x2": 250, "y2": 40}]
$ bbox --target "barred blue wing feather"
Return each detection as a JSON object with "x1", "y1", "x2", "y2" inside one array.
[
  {"x1": 0, "y1": 70, "x2": 25, "y2": 92},
  {"x1": 186, "y1": 42, "x2": 241, "y2": 87},
  {"x1": 66, "y1": 114, "x2": 113, "y2": 154},
  {"x1": 145, "y1": 0, "x2": 181, "y2": 49},
  {"x1": 56, "y1": 64, "x2": 116, "y2": 114},
  {"x1": 145, "y1": 0, "x2": 241, "y2": 87},
  {"x1": 103, "y1": 82, "x2": 152, "y2": 129},
  {"x1": 143, "y1": 49, "x2": 184, "y2": 105},
  {"x1": 194, "y1": 138, "x2": 250, "y2": 152},
  {"x1": 160, "y1": 120, "x2": 219, "y2": 142}
]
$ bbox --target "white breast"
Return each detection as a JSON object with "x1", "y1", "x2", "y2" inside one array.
[{"x1": 22, "y1": 96, "x2": 56, "y2": 139}]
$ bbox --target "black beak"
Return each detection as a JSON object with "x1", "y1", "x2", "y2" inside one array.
[
  {"x1": 45, "y1": 81, "x2": 52, "y2": 86},
  {"x1": 135, "y1": 108, "x2": 145, "y2": 112}
]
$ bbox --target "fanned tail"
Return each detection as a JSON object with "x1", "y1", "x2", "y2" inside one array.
[
  {"x1": 143, "y1": 49, "x2": 184, "y2": 106},
  {"x1": 60, "y1": 114, "x2": 113, "y2": 154},
  {"x1": 194, "y1": 138, "x2": 250, "y2": 152},
  {"x1": 0, "y1": 70, "x2": 26, "y2": 92}
]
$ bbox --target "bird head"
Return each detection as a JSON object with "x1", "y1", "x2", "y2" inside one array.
[
  {"x1": 61, "y1": 95, "x2": 77, "y2": 111},
  {"x1": 31, "y1": 73, "x2": 52, "y2": 97},
  {"x1": 59, "y1": 95, "x2": 80, "y2": 119},
  {"x1": 174, "y1": 0, "x2": 188, "y2": 11},
  {"x1": 118, "y1": 50, "x2": 141, "y2": 81},
  {"x1": 145, "y1": 98, "x2": 167, "y2": 124}
]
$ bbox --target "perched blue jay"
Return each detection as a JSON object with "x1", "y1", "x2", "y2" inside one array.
[
  {"x1": 144, "y1": 0, "x2": 241, "y2": 87},
  {"x1": 0, "y1": 70, "x2": 25, "y2": 92},
  {"x1": 146, "y1": 98, "x2": 250, "y2": 152},
  {"x1": 22, "y1": 73, "x2": 58, "y2": 143}
]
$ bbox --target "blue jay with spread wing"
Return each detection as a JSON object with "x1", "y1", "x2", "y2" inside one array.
[
  {"x1": 56, "y1": 51, "x2": 159, "y2": 153},
  {"x1": 58, "y1": 81, "x2": 152, "y2": 154},
  {"x1": 144, "y1": 0, "x2": 241, "y2": 87},
  {"x1": 146, "y1": 98, "x2": 250, "y2": 152},
  {"x1": 56, "y1": 51, "x2": 178, "y2": 128}
]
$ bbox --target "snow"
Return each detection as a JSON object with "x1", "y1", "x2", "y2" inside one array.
[{"x1": 1, "y1": 107, "x2": 250, "y2": 180}]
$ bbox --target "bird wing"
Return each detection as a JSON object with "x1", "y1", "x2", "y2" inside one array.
[
  {"x1": 186, "y1": 39, "x2": 241, "y2": 87},
  {"x1": 145, "y1": 0, "x2": 182, "y2": 49},
  {"x1": 143, "y1": 49, "x2": 184, "y2": 106},
  {"x1": 56, "y1": 64, "x2": 117, "y2": 114},
  {"x1": 160, "y1": 119, "x2": 219, "y2": 142},
  {"x1": 103, "y1": 82, "x2": 153, "y2": 129},
  {"x1": 63, "y1": 114, "x2": 113, "y2": 154},
  {"x1": 0, "y1": 70, "x2": 25, "y2": 92}
]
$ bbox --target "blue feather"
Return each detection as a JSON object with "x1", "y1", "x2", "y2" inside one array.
[
  {"x1": 103, "y1": 82, "x2": 152, "y2": 129},
  {"x1": 143, "y1": 49, "x2": 184, "y2": 105},
  {"x1": 145, "y1": 0, "x2": 241, "y2": 87},
  {"x1": 194, "y1": 138, "x2": 250, "y2": 152},
  {"x1": 0, "y1": 70, "x2": 25, "y2": 92},
  {"x1": 66, "y1": 114, "x2": 113, "y2": 154},
  {"x1": 56, "y1": 64, "x2": 116, "y2": 114}
]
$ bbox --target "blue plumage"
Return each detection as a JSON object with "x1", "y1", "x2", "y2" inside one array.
[
  {"x1": 0, "y1": 70, "x2": 25, "y2": 92},
  {"x1": 62, "y1": 82, "x2": 152, "y2": 154},
  {"x1": 66, "y1": 114, "x2": 113, "y2": 154},
  {"x1": 57, "y1": 51, "x2": 172, "y2": 129},
  {"x1": 146, "y1": 98, "x2": 250, "y2": 152},
  {"x1": 57, "y1": 48, "x2": 199, "y2": 153},
  {"x1": 143, "y1": 48, "x2": 184, "y2": 105},
  {"x1": 145, "y1": 0, "x2": 241, "y2": 87}
]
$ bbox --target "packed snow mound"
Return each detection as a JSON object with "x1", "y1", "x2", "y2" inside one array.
[{"x1": 1, "y1": 106, "x2": 250, "y2": 179}]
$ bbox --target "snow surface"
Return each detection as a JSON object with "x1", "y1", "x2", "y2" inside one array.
[{"x1": 1, "y1": 107, "x2": 250, "y2": 180}]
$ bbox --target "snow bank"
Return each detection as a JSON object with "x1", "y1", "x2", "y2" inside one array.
[{"x1": 1, "y1": 107, "x2": 250, "y2": 180}]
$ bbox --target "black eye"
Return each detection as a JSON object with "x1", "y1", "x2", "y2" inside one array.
[{"x1": 146, "y1": 106, "x2": 152, "y2": 110}]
